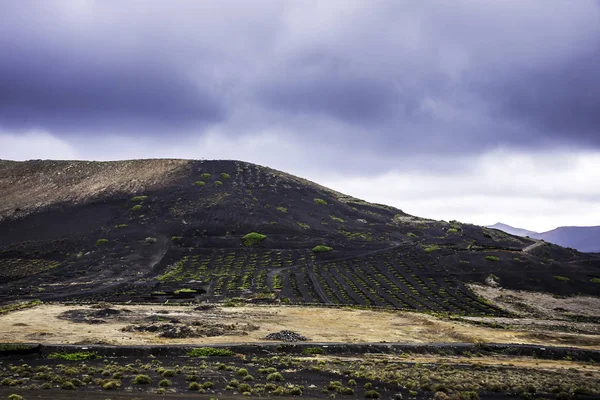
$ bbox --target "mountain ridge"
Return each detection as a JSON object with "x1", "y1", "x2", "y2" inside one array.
[
  {"x1": 488, "y1": 222, "x2": 600, "y2": 253},
  {"x1": 1, "y1": 159, "x2": 599, "y2": 311}
]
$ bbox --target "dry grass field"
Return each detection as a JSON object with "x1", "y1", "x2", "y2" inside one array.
[{"x1": 1, "y1": 303, "x2": 599, "y2": 349}]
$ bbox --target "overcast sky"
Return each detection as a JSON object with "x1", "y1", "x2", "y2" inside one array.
[{"x1": 1, "y1": 1, "x2": 600, "y2": 232}]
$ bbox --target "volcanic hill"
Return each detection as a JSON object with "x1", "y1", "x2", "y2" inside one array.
[{"x1": 1, "y1": 159, "x2": 599, "y2": 313}]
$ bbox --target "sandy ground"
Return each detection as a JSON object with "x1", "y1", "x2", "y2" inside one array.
[
  {"x1": 0, "y1": 304, "x2": 599, "y2": 349},
  {"x1": 469, "y1": 283, "x2": 600, "y2": 318}
]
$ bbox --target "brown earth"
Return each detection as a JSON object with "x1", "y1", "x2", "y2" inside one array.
[{"x1": 1, "y1": 304, "x2": 599, "y2": 349}]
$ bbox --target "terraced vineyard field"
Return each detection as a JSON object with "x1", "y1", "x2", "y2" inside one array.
[{"x1": 153, "y1": 245, "x2": 503, "y2": 316}]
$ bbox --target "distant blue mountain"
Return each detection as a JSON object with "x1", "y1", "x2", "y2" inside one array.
[{"x1": 487, "y1": 222, "x2": 600, "y2": 253}]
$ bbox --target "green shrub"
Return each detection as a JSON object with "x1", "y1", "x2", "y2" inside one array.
[
  {"x1": 201, "y1": 173, "x2": 211, "y2": 179},
  {"x1": 447, "y1": 228, "x2": 459, "y2": 234},
  {"x1": 8, "y1": 395, "x2": 25, "y2": 400},
  {"x1": 303, "y1": 347, "x2": 325, "y2": 355},
  {"x1": 297, "y1": 222, "x2": 310, "y2": 229},
  {"x1": 266, "y1": 372, "x2": 284, "y2": 382},
  {"x1": 61, "y1": 381, "x2": 76, "y2": 390},
  {"x1": 161, "y1": 369, "x2": 176, "y2": 377},
  {"x1": 202, "y1": 381, "x2": 214, "y2": 389},
  {"x1": 312, "y1": 245, "x2": 333, "y2": 253},
  {"x1": 215, "y1": 180, "x2": 223, "y2": 186},
  {"x1": 289, "y1": 386, "x2": 303, "y2": 395},
  {"x1": 116, "y1": 224, "x2": 128, "y2": 229},
  {"x1": 174, "y1": 288, "x2": 197, "y2": 294},
  {"x1": 96, "y1": 239, "x2": 108, "y2": 246},
  {"x1": 485, "y1": 256, "x2": 500, "y2": 262},
  {"x1": 132, "y1": 374, "x2": 151, "y2": 384},
  {"x1": 189, "y1": 381, "x2": 201, "y2": 390},
  {"x1": 407, "y1": 232, "x2": 417, "y2": 237},
  {"x1": 365, "y1": 390, "x2": 381, "y2": 398},
  {"x1": 237, "y1": 368, "x2": 249, "y2": 376},
  {"x1": 159, "y1": 379, "x2": 172, "y2": 387},
  {"x1": 102, "y1": 380, "x2": 120, "y2": 390},
  {"x1": 423, "y1": 244, "x2": 439, "y2": 253},
  {"x1": 330, "y1": 215, "x2": 345, "y2": 223},
  {"x1": 194, "y1": 180, "x2": 205, "y2": 186},
  {"x1": 314, "y1": 198, "x2": 328, "y2": 205},
  {"x1": 276, "y1": 206, "x2": 288, "y2": 213},
  {"x1": 188, "y1": 347, "x2": 234, "y2": 357},
  {"x1": 131, "y1": 195, "x2": 148, "y2": 202},
  {"x1": 242, "y1": 232, "x2": 267, "y2": 247},
  {"x1": 131, "y1": 204, "x2": 142, "y2": 211},
  {"x1": 554, "y1": 275, "x2": 570, "y2": 282},
  {"x1": 49, "y1": 351, "x2": 99, "y2": 360},
  {"x1": 220, "y1": 173, "x2": 231, "y2": 179},
  {"x1": 1, "y1": 378, "x2": 16, "y2": 386},
  {"x1": 590, "y1": 278, "x2": 600, "y2": 284}
]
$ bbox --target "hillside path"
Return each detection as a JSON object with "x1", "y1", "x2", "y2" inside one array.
[{"x1": 523, "y1": 240, "x2": 545, "y2": 253}]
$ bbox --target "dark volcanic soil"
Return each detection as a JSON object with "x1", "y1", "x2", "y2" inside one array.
[
  {"x1": 1, "y1": 159, "x2": 599, "y2": 312},
  {"x1": 1, "y1": 343, "x2": 599, "y2": 399}
]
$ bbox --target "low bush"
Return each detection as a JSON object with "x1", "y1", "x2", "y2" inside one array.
[
  {"x1": 365, "y1": 390, "x2": 381, "y2": 398},
  {"x1": 297, "y1": 222, "x2": 310, "y2": 229},
  {"x1": 485, "y1": 256, "x2": 500, "y2": 262},
  {"x1": 314, "y1": 198, "x2": 328, "y2": 205},
  {"x1": 131, "y1": 195, "x2": 148, "y2": 202},
  {"x1": 276, "y1": 206, "x2": 288, "y2": 213},
  {"x1": 215, "y1": 180, "x2": 223, "y2": 186},
  {"x1": 242, "y1": 232, "x2": 267, "y2": 247},
  {"x1": 159, "y1": 379, "x2": 172, "y2": 387},
  {"x1": 220, "y1": 173, "x2": 231, "y2": 179},
  {"x1": 174, "y1": 288, "x2": 197, "y2": 294},
  {"x1": 303, "y1": 347, "x2": 325, "y2": 355},
  {"x1": 49, "y1": 351, "x2": 99, "y2": 361},
  {"x1": 201, "y1": 173, "x2": 211, "y2": 179},
  {"x1": 188, "y1": 347, "x2": 234, "y2": 357},
  {"x1": 132, "y1": 374, "x2": 151, "y2": 384},
  {"x1": 8, "y1": 394, "x2": 25, "y2": 400},
  {"x1": 96, "y1": 239, "x2": 108, "y2": 246},
  {"x1": 266, "y1": 372, "x2": 284, "y2": 382},
  {"x1": 131, "y1": 204, "x2": 142, "y2": 211},
  {"x1": 116, "y1": 224, "x2": 127, "y2": 229},
  {"x1": 423, "y1": 244, "x2": 439, "y2": 253},
  {"x1": 312, "y1": 245, "x2": 333, "y2": 253},
  {"x1": 330, "y1": 215, "x2": 345, "y2": 223},
  {"x1": 194, "y1": 180, "x2": 205, "y2": 186},
  {"x1": 590, "y1": 278, "x2": 600, "y2": 284},
  {"x1": 102, "y1": 380, "x2": 120, "y2": 390},
  {"x1": 554, "y1": 275, "x2": 570, "y2": 282}
]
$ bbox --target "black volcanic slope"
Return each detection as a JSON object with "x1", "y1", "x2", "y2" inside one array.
[{"x1": 1, "y1": 159, "x2": 599, "y2": 314}]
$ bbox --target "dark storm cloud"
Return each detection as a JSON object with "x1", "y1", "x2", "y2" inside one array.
[
  {"x1": 485, "y1": 44, "x2": 600, "y2": 145},
  {"x1": 0, "y1": 52, "x2": 225, "y2": 133},
  {"x1": 1, "y1": 0, "x2": 600, "y2": 160}
]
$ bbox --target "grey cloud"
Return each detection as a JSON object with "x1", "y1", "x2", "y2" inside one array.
[{"x1": 1, "y1": 0, "x2": 600, "y2": 169}]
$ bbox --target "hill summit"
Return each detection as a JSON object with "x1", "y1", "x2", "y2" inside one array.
[{"x1": 1, "y1": 159, "x2": 599, "y2": 312}]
